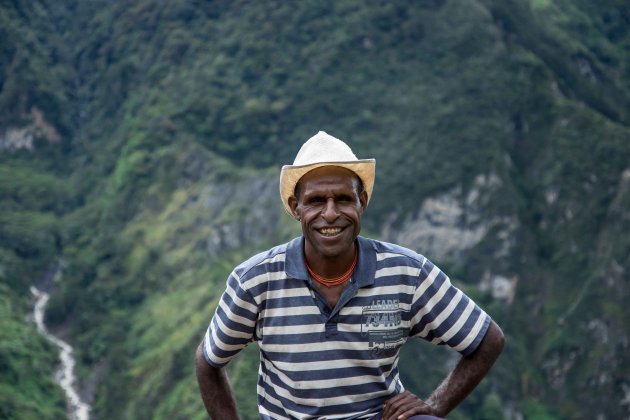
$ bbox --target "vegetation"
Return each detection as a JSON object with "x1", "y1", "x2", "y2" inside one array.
[
  {"x1": 1, "y1": 0, "x2": 628, "y2": 419},
  {"x1": 0, "y1": 284, "x2": 66, "y2": 419}
]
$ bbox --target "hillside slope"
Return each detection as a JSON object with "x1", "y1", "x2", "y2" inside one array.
[{"x1": 1, "y1": 1, "x2": 628, "y2": 419}]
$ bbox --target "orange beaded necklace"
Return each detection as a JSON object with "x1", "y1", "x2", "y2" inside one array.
[{"x1": 306, "y1": 244, "x2": 358, "y2": 287}]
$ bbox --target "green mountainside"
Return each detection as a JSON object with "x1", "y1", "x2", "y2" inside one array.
[{"x1": 1, "y1": 1, "x2": 628, "y2": 419}]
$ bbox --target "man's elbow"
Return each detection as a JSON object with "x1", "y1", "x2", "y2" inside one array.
[
  {"x1": 486, "y1": 320, "x2": 505, "y2": 358},
  {"x1": 196, "y1": 341, "x2": 210, "y2": 373}
]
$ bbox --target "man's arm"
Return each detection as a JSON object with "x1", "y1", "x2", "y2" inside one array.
[
  {"x1": 427, "y1": 320, "x2": 505, "y2": 416},
  {"x1": 195, "y1": 342, "x2": 240, "y2": 420},
  {"x1": 382, "y1": 320, "x2": 505, "y2": 420}
]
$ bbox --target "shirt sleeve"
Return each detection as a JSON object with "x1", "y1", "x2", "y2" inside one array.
[
  {"x1": 409, "y1": 257, "x2": 491, "y2": 356},
  {"x1": 203, "y1": 270, "x2": 259, "y2": 368}
]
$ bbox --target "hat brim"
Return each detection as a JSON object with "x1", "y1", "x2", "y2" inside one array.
[{"x1": 279, "y1": 159, "x2": 376, "y2": 215}]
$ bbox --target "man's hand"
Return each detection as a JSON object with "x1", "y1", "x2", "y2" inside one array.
[
  {"x1": 382, "y1": 320, "x2": 504, "y2": 419},
  {"x1": 382, "y1": 391, "x2": 437, "y2": 419}
]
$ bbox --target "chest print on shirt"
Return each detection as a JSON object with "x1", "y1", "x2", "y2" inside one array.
[{"x1": 361, "y1": 299, "x2": 409, "y2": 357}]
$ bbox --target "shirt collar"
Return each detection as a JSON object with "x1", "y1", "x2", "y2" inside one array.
[{"x1": 285, "y1": 235, "x2": 376, "y2": 287}]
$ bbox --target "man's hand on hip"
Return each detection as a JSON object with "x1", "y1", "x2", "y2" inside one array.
[{"x1": 382, "y1": 391, "x2": 438, "y2": 420}]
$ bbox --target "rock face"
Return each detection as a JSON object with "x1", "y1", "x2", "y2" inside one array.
[
  {"x1": 203, "y1": 176, "x2": 291, "y2": 257},
  {"x1": 384, "y1": 173, "x2": 516, "y2": 264},
  {"x1": 0, "y1": 107, "x2": 61, "y2": 151},
  {"x1": 479, "y1": 272, "x2": 518, "y2": 304},
  {"x1": 0, "y1": 127, "x2": 35, "y2": 151},
  {"x1": 390, "y1": 188, "x2": 488, "y2": 261}
]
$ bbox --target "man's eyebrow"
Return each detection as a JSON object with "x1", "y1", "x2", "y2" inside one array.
[{"x1": 303, "y1": 192, "x2": 325, "y2": 201}]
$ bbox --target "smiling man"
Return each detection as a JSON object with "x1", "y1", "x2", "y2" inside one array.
[{"x1": 196, "y1": 131, "x2": 504, "y2": 420}]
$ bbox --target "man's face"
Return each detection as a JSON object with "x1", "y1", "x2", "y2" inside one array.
[{"x1": 289, "y1": 166, "x2": 368, "y2": 260}]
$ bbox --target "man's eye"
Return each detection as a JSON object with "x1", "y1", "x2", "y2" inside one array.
[
  {"x1": 337, "y1": 195, "x2": 353, "y2": 202},
  {"x1": 307, "y1": 197, "x2": 325, "y2": 204}
]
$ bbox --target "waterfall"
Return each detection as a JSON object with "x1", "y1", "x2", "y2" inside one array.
[{"x1": 30, "y1": 286, "x2": 91, "y2": 420}]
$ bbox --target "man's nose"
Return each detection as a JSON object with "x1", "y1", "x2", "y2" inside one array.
[{"x1": 321, "y1": 198, "x2": 339, "y2": 222}]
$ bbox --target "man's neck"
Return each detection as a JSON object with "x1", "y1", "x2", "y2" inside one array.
[{"x1": 303, "y1": 242, "x2": 357, "y2": 279}]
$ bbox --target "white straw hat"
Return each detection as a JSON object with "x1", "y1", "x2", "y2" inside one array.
[{"x1": 279, "y1": 131, "x2": 376, "y2": 214}]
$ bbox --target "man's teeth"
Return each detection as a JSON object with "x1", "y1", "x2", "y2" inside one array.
[{"x1": 319, "y1": 227, "x2": 342, "y2": 235}]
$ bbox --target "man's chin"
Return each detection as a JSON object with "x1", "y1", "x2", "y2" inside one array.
[{"x1": 311, "y1": 239, "x2": 356, "y2": 259}]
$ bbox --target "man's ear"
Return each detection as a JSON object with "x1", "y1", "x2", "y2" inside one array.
[
  {"x1": 359, "y1": 189, "x2": 368, "y2": 212},
  {"x1": 288, "y1": 196, "x2": 300, "y2": 220}
]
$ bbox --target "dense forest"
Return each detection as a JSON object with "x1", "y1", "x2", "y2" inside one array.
[{"x1": 1, "y1": 0, "x2": 629, "y2": 419}]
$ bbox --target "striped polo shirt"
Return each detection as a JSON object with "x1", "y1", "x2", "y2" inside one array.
[{"x1": 203, "y1": 236, "x2": 491, "y2": 420}]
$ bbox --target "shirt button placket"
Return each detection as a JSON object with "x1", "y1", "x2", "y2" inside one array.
[{"x1": 325, "y1": 315, "x2": 339, "y2": 338}]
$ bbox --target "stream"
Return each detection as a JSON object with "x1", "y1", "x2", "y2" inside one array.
[{"x1": 30, "y1": 286, "x2": 91, "y2": 420}]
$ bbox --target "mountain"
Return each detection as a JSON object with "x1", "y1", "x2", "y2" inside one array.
[{"x1": 1, "y1": 0, "x2": 628, "y2": 419}]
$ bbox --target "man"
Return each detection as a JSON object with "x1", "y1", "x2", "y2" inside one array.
[{"x1": 196, "y1": 131, "x2": 505, "y2": 419}]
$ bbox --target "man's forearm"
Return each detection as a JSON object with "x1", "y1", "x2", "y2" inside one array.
[
  {"x1": 427, "y1": 320, "x2": 505, "y2": 417},
  {"x1": 195, "y1": 342, "x2": 240, "y2": 419}
]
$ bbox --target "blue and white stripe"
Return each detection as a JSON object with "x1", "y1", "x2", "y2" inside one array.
[{"x1": 203, "y1": 236, "x2": 491, "y2": 419}]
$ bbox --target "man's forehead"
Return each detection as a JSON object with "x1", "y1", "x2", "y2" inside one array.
[{"x1": 301, "y1": 166, "x2": 358, "y2": 181}]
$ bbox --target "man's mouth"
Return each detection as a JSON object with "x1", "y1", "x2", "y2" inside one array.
[{"x1": 317, "y1": 227, "x2": 344, "y2": 236}]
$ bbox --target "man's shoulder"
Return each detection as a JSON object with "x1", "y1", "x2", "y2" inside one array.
[
  {"x1": 362, "y1": 236, "x2": 428, "y2": 267},
  {"x1": 233, "y1": 238, "x2": 297, "y2": 280}
]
